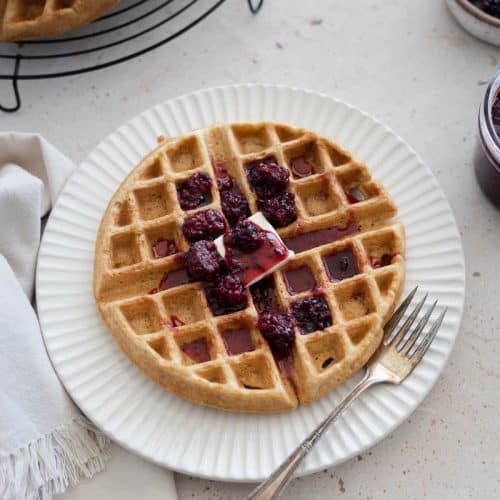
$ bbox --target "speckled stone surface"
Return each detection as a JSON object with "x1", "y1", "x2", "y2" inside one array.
[{"x1": 4, "y1": 1, "x2": 498, "y2": 498}]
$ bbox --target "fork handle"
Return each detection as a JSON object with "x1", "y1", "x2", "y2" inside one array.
[{"x1": 247, "y1": 370, "x2": 378, "y2": 500}]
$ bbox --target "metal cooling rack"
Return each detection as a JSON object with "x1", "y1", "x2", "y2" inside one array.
[{"x1": 0, "y1": 0, "x2": 264, "y2": 112}]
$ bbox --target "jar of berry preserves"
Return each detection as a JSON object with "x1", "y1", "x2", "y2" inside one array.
[{"x1": 474, "y1": 70, "x2": 500, "y2": 209}]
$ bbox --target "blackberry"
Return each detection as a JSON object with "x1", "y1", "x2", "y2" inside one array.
[
  {"x1": 212, "y1": 273, "x2": 245, "y2": 305},
  {"x1": 258, "y1": 191, "x2": 297, "y2": 228},
  {"x1": 291, "y1": 296, "x2": 332, "y2": 334},
  {"x1": 182, "y1": 209, "x2": 226, "y2": 242},
  {"x1": 224, "y1": 220, "x2": 265, "y2": 251},
  {"x1": 257, "y1": 312, "x2": 295, "y2": 351},
  {"x1": 177, "y1": 172, "x2": 212, "y2": 210},
  {"x1": 205, "y1": 273, "x2": 247, "y2": 315},
  {"x1": 247, "y1": 159, "x2": 290, "y2": 198},
  {"x1": 183, "y1": 240, "x2": 222, "y2": 281},
  {"x1": 220, "y1": 189, "x2": 251, "y2": 226}
]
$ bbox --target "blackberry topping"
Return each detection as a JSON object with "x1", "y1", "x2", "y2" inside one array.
[
  {"x1": 205, "y1": 273, "x2": 247, "y2": 315},
  {"x1": 257, "y1": 312, "x2": 295, "y2": 352},
  {"x1": 215, "y1": 169, "x2": 250, "y2": 226},
  {"x1": 291, "y1": 296, "x2": 332, "y2": 334},
  {"x1": 258, "y1": 191, "x2": 297, "y2": 228},
  {"x1": 220, "y1": 189, "x2": 251, "y2": 226},
  {"x1": 177, "y1": 172, "x2": 212, "y2": 210},
  {"x1": 213, "y1": 273, "x2": 245, "y2": 304},
  {"x1": 224, "y1": 220, "x2": 265, "y2": 251},
  {"x1": 247, "y1": 160, "x2": 290, "y2": 198},
  {"x1": 182, "y1": 209, "x2": 226, "y2": 242},
  {"x1": 183, "y1": 240, "x2": 222, "y2": 281}
]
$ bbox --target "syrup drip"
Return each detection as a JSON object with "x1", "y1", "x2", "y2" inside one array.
[
  {"x1": 158, "y1": 268, "x2": 190, "y2": 291},
  {"x1": 152, "y1": 237, "x2": 177, "y2": 258},
  {"x1": 284, "y1": 266, "x2": 316, "y2": 294},
  {"x1": 250, "y1": 277, "x2": 280, "y2": 313},
  {"x1": 284, "y1": 220, "x2": 359, "y2": 253},
  {"x1": 324, "y1": 249, "x2": 359, "y2": 282},
  {"x1": 290, "y1": 156, "x2": 313, "y2": 178},
  {"x1": 223, "y1": 327, "x2": 254, "y2": 355},
  {"x1": 181, "y1": 338, "x2": 210, "y2": 363}
]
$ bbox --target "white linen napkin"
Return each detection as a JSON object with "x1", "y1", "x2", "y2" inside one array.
[{"x1": 0, "y1": 133, "x2": 177, "y2": 500}]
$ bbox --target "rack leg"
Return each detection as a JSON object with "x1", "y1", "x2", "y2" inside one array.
[
  {"x1": 248, "y1": 0, "x2": 264, "y2": 14},
  {"x1": 0, "y1": 54, "x2": 21, "y2": 113}
]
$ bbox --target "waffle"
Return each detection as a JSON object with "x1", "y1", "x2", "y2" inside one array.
[
  {"x1": 0, "y1": 0, "x2": 119, "y2": 41},
  {"x1": 93, "y1": 121, "x2": 405, "y2": 412}
]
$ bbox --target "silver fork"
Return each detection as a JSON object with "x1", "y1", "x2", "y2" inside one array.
[{"x1": 248, "y1": 287, "x2": 447, "y2": 500}]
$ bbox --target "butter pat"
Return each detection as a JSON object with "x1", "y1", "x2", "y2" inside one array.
[{"x1": 214, "y1": 212, "x2": 294, "y2": 287}]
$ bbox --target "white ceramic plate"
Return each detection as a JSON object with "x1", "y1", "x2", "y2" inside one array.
[{"x1": 36, "y1": 84, "x2": 465, "y2": 482}]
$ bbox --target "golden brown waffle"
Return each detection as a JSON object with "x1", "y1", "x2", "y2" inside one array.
[
  {"x1": 0, "y1": 0, "x2": 119, "y2": 41},
  {"x1": 94, "y1": 122, "x2": 405, "y2": 412}
]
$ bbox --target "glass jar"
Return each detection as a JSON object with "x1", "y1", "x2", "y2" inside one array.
[{"x1": 474, "y1": 70, "x2": 500, "y2": 209}]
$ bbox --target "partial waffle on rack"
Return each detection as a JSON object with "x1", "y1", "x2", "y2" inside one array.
[
  {"x1": 0, "y1": 0, "x2": 119, "y2": 41},
  {"x1": 93, "y1": 121, "x2": 405, "y2": 412}
]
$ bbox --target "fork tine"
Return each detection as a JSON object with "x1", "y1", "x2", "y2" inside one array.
[
  {"x1": 383, "y1": 286, "x2": 418, "y2": 343},
  {"x1": 409, "y1": 307, "x2": 447, "y2": 362},
  {"x1": 388, "y1": 292, "x2": 427, "y2": 347},
  {"x1": 397, "y1": 300, "x2": 437, "y2": 354}
]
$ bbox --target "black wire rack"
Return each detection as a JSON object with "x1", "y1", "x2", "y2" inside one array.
[{"x1": 0, "y1": 0, "x2": 264, "y2": 113}]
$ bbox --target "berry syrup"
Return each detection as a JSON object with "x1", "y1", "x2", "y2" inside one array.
[
  {"x1": 225, "y1": 231, "x2": 289, "y2": 286},
  {"x1": 283, "y1": 220, "x2": 359, "y2": 253}
]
